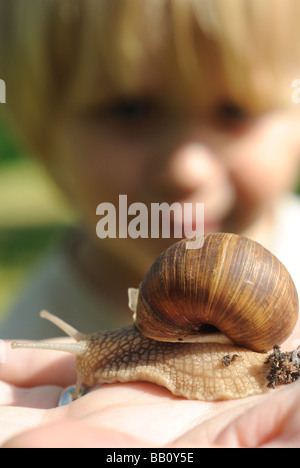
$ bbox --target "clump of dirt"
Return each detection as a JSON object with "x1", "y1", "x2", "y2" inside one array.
[{"x1": 265, "y1": 344, "x2": 300, "y2": 389}]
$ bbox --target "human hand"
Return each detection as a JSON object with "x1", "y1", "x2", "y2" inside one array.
[{"x1": 1, "y1": 339, "x2": 300, "y2": 448}]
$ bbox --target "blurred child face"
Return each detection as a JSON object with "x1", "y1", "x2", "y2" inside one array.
[{"x1": 52, "y1": 64, "x2": 300, "y2": 262}]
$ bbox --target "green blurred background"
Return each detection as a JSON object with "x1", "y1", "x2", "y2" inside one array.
[{"x1": 0, "y1": 117, "x2": 77, "y2": 322}]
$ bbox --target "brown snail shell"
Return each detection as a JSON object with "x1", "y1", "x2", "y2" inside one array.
[
  {"x1": 134, "y1": 233, "x2": 298, "y2": 352},
  {"x1": 11, "y1": 233, "x2": 299, "y2": 401}
]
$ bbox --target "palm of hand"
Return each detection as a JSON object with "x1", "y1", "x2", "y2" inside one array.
[{"x1": 1, "y1": 335, "x2": 300, "y2": 448}]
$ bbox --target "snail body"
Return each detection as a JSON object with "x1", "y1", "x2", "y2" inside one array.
[
  {"x1": 11, "y1": 233, "x2": 299, "y2": 401},
  {"x1": 12, "y1": 311, "x2": 270, "y2": 401}
]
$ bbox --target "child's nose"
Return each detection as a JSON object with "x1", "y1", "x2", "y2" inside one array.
[{"x1": 168, "y1": 142, "x2": 220, "y2": 193}]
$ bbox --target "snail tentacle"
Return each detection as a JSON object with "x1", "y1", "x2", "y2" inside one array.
[{"x1": 11, "y1": 310, "x2": 89, "y2": 356}]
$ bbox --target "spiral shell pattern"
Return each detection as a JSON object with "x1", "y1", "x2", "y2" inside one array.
[{"x1": 134, "y1": 233, "x2": 299, "y2": 352}]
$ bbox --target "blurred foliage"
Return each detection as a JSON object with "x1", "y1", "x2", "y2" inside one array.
[
  {"x1": 0, "y1": 117, "x2": 76, "y2": 319},
  {"x1": 0, "y1": 225, "x2": 67, "y2": 314},
  {"x1": 0, "y1": 117, "x2": 24, "y2": 166},
  {"x1": 0, "y1": 225, "x2": 67, "y2": 266}
]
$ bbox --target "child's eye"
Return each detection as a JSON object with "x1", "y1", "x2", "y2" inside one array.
[
  {"x1": 88, "y1": 97, "x2": 160, "y2": 127},
  {"x1": 214, "y1": 101, "x2": 251, "y2": 130}
]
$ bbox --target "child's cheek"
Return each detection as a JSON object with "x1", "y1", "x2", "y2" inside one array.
[{"x1": 226, "y1": 115, "x2": 300, "y2": 202}]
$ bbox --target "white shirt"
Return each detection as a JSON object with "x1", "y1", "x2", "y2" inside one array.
[{"x1": 267, "y1": 194, "x2": 300, "y2": 296}]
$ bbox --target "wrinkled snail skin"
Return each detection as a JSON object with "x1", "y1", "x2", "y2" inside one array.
[
  {"x1": 12, "y1": 314, "x2": 270, "y2": 401},
  {"x1": 11, "y1": 233, "x2": 299, "y2": 401},
  {"x1": 75, "y1": 326, "x2": 270, "y2": 401}
]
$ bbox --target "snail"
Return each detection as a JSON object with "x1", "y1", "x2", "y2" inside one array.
[{"x1": 11, "y1": 233, "x2": 299, "y2": 401}]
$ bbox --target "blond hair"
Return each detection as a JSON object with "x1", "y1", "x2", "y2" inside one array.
[{"x1": 0, "y1": 0, "x2": 300, "y2": 154}]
